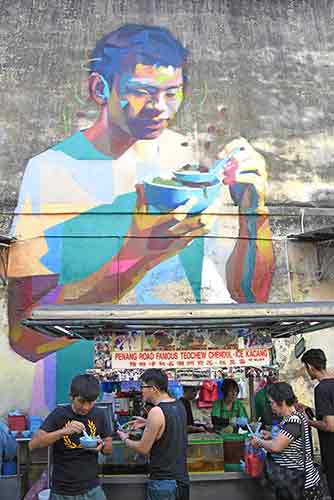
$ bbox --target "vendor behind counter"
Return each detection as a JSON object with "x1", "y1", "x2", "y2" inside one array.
[
  {"x1": 211, "y1": 378, "x2": 248, "y2": 433},
  {"x1": 179, "y1": 386, "x2": 207, "y2": 434}
]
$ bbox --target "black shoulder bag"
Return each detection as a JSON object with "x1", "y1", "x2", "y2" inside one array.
[{"x1": 262, "y1": 413, "x2": 306, "y2": 500}]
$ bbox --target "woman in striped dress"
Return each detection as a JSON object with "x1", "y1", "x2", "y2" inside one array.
[{"x1": 251, "y1": 382, "x2": 322, "y2": 500}]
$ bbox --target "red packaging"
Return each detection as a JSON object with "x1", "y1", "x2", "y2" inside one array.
[
  {"x1": 246, "y1": 452, "x2": 264, "y2": 478},
  {"x1": 8, "y1": 415, "x2": 27, "y2": 431}
]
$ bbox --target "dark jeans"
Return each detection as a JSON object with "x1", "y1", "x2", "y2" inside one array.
[
  {"x1": 177, "y1": 483, "x2": 190, "y2": 500},
  {"x1": 146, "y1": 480, "x2": 177, "y2": 500},
  {"x1": 146, "y1": 480, "x2": 190, "y2": 500},
  {"x1": 326, "y1": 470, "x2": 334, "y2": 500}
]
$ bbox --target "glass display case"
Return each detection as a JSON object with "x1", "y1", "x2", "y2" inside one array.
[
  {"x1": 187, "y1": 433, "x2": 224, "y2": 473},
  {"x1": 101, "y1": 440, "x2": 148, "y2": 475}
]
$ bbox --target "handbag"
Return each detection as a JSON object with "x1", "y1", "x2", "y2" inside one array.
[
  {"x1": 262, "y1": 413, "x2": 306, "y2": 500},
  {"x1": 263, "y1": 454, "x2": 306, "y2": 500}
]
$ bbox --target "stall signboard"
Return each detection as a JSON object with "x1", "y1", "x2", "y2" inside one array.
[{"x1": 111, "y1": 347, "x2": 270, "y2": 369}]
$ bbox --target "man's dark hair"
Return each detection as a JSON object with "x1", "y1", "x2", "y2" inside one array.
[
  {"x1": 70, "y1": 374, "x2": 100, "y2": 402},
  {"x1": 222, "y1": 378, "x2": 239, "y2": 400},
  {"x1": 90, "y1": 24, "x2": 188, "y2": 88},
  {"x1": 267, "y1": 382, "x2": 297, "y2": 407},
  {"x1": 301, "y1": 348, "x2": 327, "y2": 371},
  {"x1": 183, "y1": 385, "x2": 198, "y2": 394},
  {"x1": 140, "y1": 368, "x2": 168, "y2": 393}
]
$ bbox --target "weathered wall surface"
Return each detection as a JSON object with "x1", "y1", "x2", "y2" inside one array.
[
  {"x1": 1, "y1": 0, "x2": 334, "y2": 415},
  {"x1": 1, "y1": 0, "x2": 334, "y2": 214},
  {"x1": 0, "y1": 286, "x2": 36, "y2": 412}
]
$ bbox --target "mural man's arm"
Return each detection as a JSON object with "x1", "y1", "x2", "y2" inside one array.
[
  {"x1": 223, "y1": 138, "x2": 274, "y2": 303},
  {"x1": 8, "y1": 178, "x2": 210, "y2": 362},
  {"x1": 55, "y1": 186, "x2": 209, "y2": 304},
  {"x1": 8, "y1": 199, "x2": 208, "y2": 361}
]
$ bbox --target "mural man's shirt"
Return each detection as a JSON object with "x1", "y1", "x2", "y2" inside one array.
[
  {"x1": 40, "y1": 404, "x2": 109, "y2": 495},
  {"x1": 9, "y1": 128, "x2": 236, "y2": 308}
]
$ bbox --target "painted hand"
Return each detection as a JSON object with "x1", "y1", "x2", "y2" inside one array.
[
  {"x1": 218, "y1": 137, "x2": 268, "y2": 212},
  {"x1": 121, "y1": 184, "x2": 210, "y2": 267}
]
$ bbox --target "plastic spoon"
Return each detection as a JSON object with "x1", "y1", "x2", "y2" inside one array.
[
  {"x1": 246, "y1": 423, "x2": 255, "y2": 436},
  {"x1": 82, "y1": 428, "x2": 91, "y2": 440},
  {"x1": 255, "y1": 418, "x2": 262, "y2": 435},
  {"x1": 208, "y1": 147, "x2": 243, "y2": 177}
]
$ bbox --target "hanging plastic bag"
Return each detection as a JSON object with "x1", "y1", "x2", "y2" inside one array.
[
  {"x1": 244, "y1": 437, "x2": 265, "y2": 478},
  {"x1": 23, "y1": 469, "x2": 48, "y2": 500},
  {"x1": 0, "y1": 420, "x2": 17, "y2": 461}
]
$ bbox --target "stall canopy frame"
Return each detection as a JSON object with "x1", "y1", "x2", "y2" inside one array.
[
  {"x1": 22, "y1": 302, "x2": 334, "y2": 341},
  {"x1": 0, "y1": 234, "x2": 14, "y2": 286}
]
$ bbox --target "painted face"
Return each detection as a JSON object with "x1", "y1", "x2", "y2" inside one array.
[
  {"x1": 71, "y1": 396, "x2": 96, "y2": 416},
  {"x1": 109, "y1": 63, "x2": 184, "y2": 139}
]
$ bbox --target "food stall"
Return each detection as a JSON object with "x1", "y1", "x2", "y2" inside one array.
[{"x1": 22, "y1": 301, "x2": 334, "y2": 500}]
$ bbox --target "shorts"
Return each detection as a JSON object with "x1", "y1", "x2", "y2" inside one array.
[{"x1": 50, "y1": 485, "x2": 106, "y2": 500}]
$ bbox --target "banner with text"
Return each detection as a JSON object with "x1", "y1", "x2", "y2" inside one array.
[{"x1": 112, "y1": 348, "x2": 270, "y2": 369}]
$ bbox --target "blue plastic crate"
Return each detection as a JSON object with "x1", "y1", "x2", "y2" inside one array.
[{"x1": 2, "y1": 461, "x2": 17, "y2": 476}]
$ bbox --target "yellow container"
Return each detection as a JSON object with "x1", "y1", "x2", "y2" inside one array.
[{"x1": 187, "y1": 434, "x2": 224, "y2": 473}]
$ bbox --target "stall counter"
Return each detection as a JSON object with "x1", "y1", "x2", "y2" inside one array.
[
  {"x1": 100, "y1": 438, "x2": 268, "y2": 500},
  {"x1": 100, "y1": 471, "x2": 267, "y2": 500}
]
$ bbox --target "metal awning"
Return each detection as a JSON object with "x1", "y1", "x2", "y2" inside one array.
[
  {"x1": 21, "y1": 301, "x2": 334, "y2": 340},
  {"x1": 288, "y1": 225, "x2": 334, "y2": 241}
]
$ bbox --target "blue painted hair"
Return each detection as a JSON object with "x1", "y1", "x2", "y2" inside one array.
[{"x1": 90, "y1": 24, "x2": 188, "y2": 88}]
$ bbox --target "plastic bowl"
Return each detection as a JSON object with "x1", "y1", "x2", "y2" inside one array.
[
  {"x1": 143, "y1": 178, "x2": 221, "y2": 214},
  {"x1": 38, "y1": 489, "x2": 51, "y2": 500},
  {"x1": 80, "y1": 436, "x2": 98, "y2": 449}
]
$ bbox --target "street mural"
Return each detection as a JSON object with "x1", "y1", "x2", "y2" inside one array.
[{"x1": 7, "y1": 24, "x2": 275, "y2": 364}]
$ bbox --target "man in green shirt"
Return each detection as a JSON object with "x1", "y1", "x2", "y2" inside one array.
[{"x1": 254, "y1": 374, "x2": 279, "y2": 426}]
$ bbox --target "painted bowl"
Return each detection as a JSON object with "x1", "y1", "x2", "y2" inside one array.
[
  {"x1": 80, "y1": 436, "x2": 98, "y2": 448},
  {"x1": 143, "y1": 177, "x2": 221, "y2": 214},
  {"x1": 172, "y1": 147, "x2": 242, "y2": 185},
  {"x1": 172, "y1": 168, "x2": 219, "y2": 185}
]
